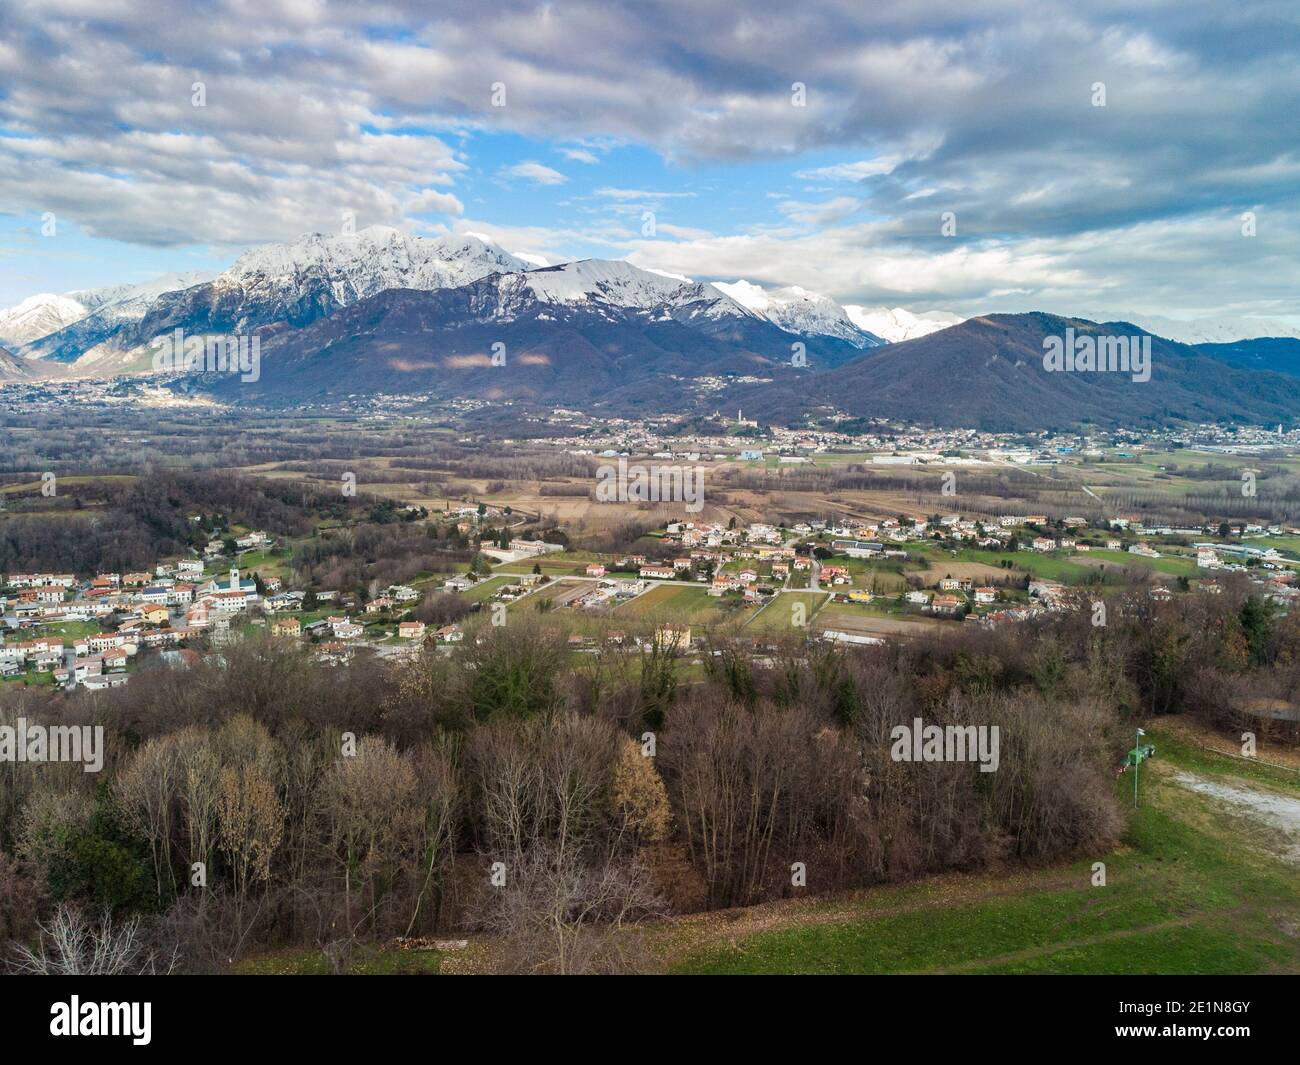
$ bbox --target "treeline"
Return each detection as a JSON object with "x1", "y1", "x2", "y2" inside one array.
[
  {"x1": 0, "y1": 472, "x2": 370, "y2": 574},
  {"x1": 4, "y1": 580, "x2": 1296, "y2": 973},
  {"x1": 290, "y1": 522, "x2": 475, "y2": 592}
]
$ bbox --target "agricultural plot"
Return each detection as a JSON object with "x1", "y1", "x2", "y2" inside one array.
[
  {"x1": 815, "y1": 602, "x2": 945, "y2": 639},
  {"x1": 747, "y1": 591, "x2": 829, "y2": 632},
  {"x1": 459, "y1": 575, "x2": 513, "y2": 602},
  {"x1": 1071, "y1": 549, "x2": 1197, "y2": 578},
  {"x1": 617, "y1": 583, "x2": 735, "y2": 625}
]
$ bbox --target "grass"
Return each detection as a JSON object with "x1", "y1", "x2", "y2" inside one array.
[
  {"x1": 233, "y1": 944, "x2": 446, "y2": 976},
  {"x1": 460, "y1": 575, "x2": 513, "y2": 602},
  {"x1": 1080, "y1": 548, "x2": 1197, "y2": 577},
  {"x1": 746, "y1": 591, "x2": 827, "y2": 632},
  {"x1": 669, "y1": 723, "x2": 1300, "y2": 975},
  {"x1": 493, "y1": 558, "x2": 589, "y2": 576},
  {"x1": 618, "y1": 583, "x2": 733, "y2": 624},
  {"x1": 909, "y1": 543, "x2": 1099, "y2": 583},
  {"x1": 235, "y1": 548, "x2": 294, "y2": 581},
  {"x1": 33, "y1": 619, "x2": 102, "y2": 643}
]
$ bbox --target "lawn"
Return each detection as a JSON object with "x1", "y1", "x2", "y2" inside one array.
[
  {"x1": 914, "y1": 546, "x2": 1101, "y2": 583},
  {"x1": 234, "y1": 547, "x2": 295, "y2": 580},
  {"x1": 233, "y1": 944, "x2": 446, "y2": 975},
  {"x1": 493, "y1": 557, "x2": 590, "y2": 577},
  {"x1": 33, "y1": 619, "x2": 102, "y2": 643}
]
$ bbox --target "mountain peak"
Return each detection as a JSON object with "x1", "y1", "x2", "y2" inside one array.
[
  {"x1": 715, "y1": 279, "x2": 881, "y2": 347},
  {"x1": 0, "y1": 292, "x2": 88, "y2": 347}
]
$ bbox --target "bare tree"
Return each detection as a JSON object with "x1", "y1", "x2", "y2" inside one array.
[
  {"x1": 478, "y1": 843, "x2": 666, "y2": 975},
  {"x1": 8, "y1": 904, "x2": 178, "y2": 975}
]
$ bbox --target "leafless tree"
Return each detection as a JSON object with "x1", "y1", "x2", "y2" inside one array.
[{"x1": 7, "y1": 905, "x2": 179, "y2": 975}]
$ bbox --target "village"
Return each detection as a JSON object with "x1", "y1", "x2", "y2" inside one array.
[{"x1": 5, "y1": 498, "x2": 1298, "y2": 690}]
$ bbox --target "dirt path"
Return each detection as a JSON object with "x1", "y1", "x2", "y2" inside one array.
[{"x1": 1168, "y1": 770, "x2": 1300, "y2": 864}]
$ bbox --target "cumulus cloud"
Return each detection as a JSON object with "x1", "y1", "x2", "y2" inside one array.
[{"x1": 0, "y1": 1, "x2": 1295, "y2": 318}]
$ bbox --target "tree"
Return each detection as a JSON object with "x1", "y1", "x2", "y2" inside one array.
[
  {"x1": 478, "y1": 842, "x2": 666, "y2": 975},
  {"x1": 9, "y1": 905, "x2": 178, "y2": 975},
  {"x1": 216, "y1": 761, "x2": 284, "y2": 948},
  {"x1": 610, "y1": 738, "x2": 671, "y2": 846},
  {"x1": 319, "y1": 738, "x2": 421, "y2": 936},
  {"x1": 1239, "y1": 596, "x2": 1275, "y2": 666},
  {"x1": 113, "y1": 738, "x2": 179, "y2": 901}
]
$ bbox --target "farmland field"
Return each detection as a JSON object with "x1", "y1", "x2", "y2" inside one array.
[
  {"x1": 815, "y1": 602, "x2": 945, "y2": 639},
  {"x1": 747, "y1": 590, "x2": 829, "y2": 632},
  {"x1": 617, "y1": 583, "x2": 736, "y2": 625}
]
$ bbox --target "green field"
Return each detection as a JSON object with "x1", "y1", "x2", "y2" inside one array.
[
  {"x1": 617, "y1": 583, "x2": 735, "y2": 624},
  {"x1": 493, "y1": 557, "x2": 593, "y2": 577},
  {"x1": 33, "y1": 619, "x2": 102, "y2": 643},
  {"x1": 911, "y1": 544, "x2": 1097, "y2": 582},
  {"x1": 460, "y1": 575, "x2": 513, "y2": 602},
  {"x1": 1079, "y1": 548, "x2": 1197, "y2": 577},
  {"x1": 234, "y1": 547, "x2": 295, "y2": 580},
  {"x1": 746, "y1": 591, "x2": 829, "y2": 632},
  {"x1": 669, "y1": 724, "x2": 1300, "y2": 974}
]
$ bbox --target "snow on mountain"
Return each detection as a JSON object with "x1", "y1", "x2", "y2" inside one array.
[
  {"x1": 500, "y1": 260, "x2": 758, "y2": 323},
  {"x1": 844, "y1": 305, "x2": 964, "y2": 343},
  {"x1": 20, "y1": 272, "x2": 216, "y2": 363},
  {"x1": 0, "y1": 293, "x2": 88, "y2": 347},
  {"x1": 20, "y1": 228, "x2": 522, "y2": 367},
  {"x1": 81, "y1": 273, "x2": 215, "y2": 320},
  {"x1": 717, "y1": 281, "x2": 882, "y2": 347},
  {"x1": 217, "y1": 225, "x2": 529, "y2": 307}
]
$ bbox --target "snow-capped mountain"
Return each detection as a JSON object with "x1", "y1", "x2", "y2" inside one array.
[
  {"x1": 716, "y1": 280, "x2": 882, "y2": 347},
  {"x1": 21, "y1": 227, "x2": 527, "y2": 368},
  {"x1": 195, "y1": 254, "x2": 876, "y2": 406},
  {"x1": 21, "y1": 272, "x2": 214, "y2": 364},
  {"x1": 0, "y1": 293, "x2": 89, "y2": 348},
  {"x1": 214, "y1": 226, "x2": 530, "y2": 311},
  {"x1": 843, "y1": 305, "x2": 964, "y2": 343},
  {"x1": 504, "y1": 260, "x2": 756, "y2": 324}
]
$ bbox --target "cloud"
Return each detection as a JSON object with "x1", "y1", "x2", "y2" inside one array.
[
  {"x1": 777, "y1": 196, "x2": 861, "y2": 226},
  {"x1": 498, "y1": 161, "x2": 569, "y2": 185},
  {"x1": 594, "y1": 188, "x2": 697, "y2": 201},
  {"x1": 1, "y1": 1, "x2": 1296, "y2": 319},
  {"x1": 405, "y1": 189, "x2": 465, "y2": 216}
]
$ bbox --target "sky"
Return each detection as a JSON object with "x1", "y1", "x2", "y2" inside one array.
[{"x1": 0, "y1": 0, "x2": 1297, "y2": 323}]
